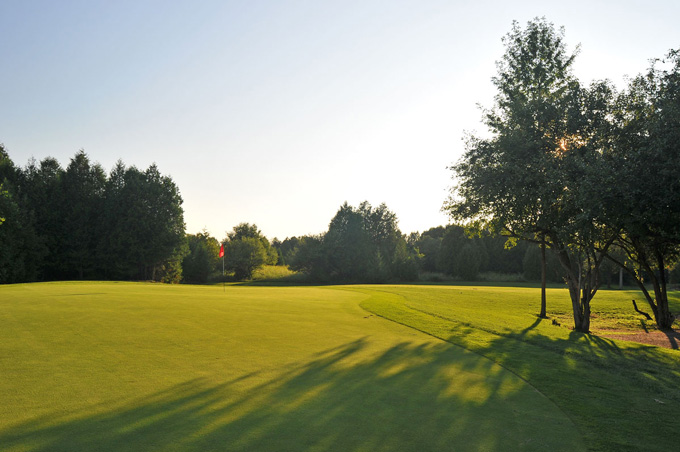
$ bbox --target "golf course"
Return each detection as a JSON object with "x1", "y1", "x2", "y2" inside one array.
[{"x1": 0, "y1": 282, "x2": 678, "y2": 451}]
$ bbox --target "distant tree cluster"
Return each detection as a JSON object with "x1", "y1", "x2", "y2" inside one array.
[
  {"x1": 274, "y1": 202, "x2": 419, "y2": 283},
  {"x1": 445, "y1": 18, "x2": 680, "y2": 331},
  {"x1": 0, "y1": 147, "x2": 186, "y2": 283},
  {"x1": 181, "y1": 230, "x2": 220, "y2": 284},
  {"x1": 179, "y1": 223, "x2": 279, "y2": 283},
  {"x1": 224, "y1": 222, "x2": 278, "y2": 280},
  {"x1": 183, "y1": 206, "x2": 601, "y2": 285},
  {"x1": 410, "y1": 225, "x2": 559, "y2": 282}
]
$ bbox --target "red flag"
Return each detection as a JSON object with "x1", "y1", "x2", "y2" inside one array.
[{"x1": 219, "y1": 243, "x2": 224, "y2": 258}]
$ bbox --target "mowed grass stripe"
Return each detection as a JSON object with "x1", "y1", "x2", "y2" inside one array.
[{"x1": 0, "y1": 282, "x2": 582, "y2": 451}]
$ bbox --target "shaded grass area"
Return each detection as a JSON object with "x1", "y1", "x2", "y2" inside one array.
[
  {"x1": 0, "y1": 282, "x2": 582, "y2": 451},
  {"x1": 356, "y1": 285, "x2": 680, "y2": 452}
]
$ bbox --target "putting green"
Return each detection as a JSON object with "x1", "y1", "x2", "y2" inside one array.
[{"x1": 0, "y1": 282, "x2": 584, "y2": 451}]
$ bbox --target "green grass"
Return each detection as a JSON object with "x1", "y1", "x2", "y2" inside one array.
[
  {"x1": 0, "y1": 281, "x2": 584, "y2": 452},
  {"x1": 355, "y1": 285, "x2": 680, "y2": 452},
  {"x1": 251, "y1": 264, "x2": 305, "y2": 282}
]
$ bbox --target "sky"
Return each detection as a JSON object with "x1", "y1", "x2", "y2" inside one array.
[{"x1": 1, "y1": 0, "x2": 679, "y2": 240}]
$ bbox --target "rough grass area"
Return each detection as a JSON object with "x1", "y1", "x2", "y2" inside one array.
[
  {"x1": 251, "y1": 264, "x2": 305, "y2": 282},
  {"x1": 0, "y1": 282, "x2": 582, "y2": 452},
  {"x1": 356, "y1": 285, "x2": 680, "y2": 452}
]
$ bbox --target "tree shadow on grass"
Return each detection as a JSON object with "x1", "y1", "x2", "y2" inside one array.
[
  {"x1": 661, "y1": 330, "x2": 679, "y2": 349},
  {"x1": 443, "y1": 320, "x2": 680, "y2": 452},
  {"x1": 359, "y1": 288, "x2": 680, "y2": 451},
  {"x1": 0, "y1": 339, "x2": 582, "y2": 452}
]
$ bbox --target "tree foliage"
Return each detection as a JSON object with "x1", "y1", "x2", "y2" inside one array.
[
  {"x1": 182, "y1": 230, "x2": 220, "y2": 283},
  {"x1": 446, "y1": 18, "x2": 680, "y2": 332},
  {"x1": 445, "y1": 18, "x2": 617, "y2": 332},
  {"x1": 287, "y1": 202, "x2": 418, "y2": 283},
  {"x1": 223, "y1": 223, "x2": 272, "y2": 280},
  {"x1": 0, "y1": 147, "x2": 186, "y2": 283},
  {"x1": 604, "y1": 49, "x2": 680, "y2": 329}
]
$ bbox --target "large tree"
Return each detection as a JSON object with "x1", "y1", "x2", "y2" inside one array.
[
  {"x1": 445, "y1": 18, "x2": 615, "y2": 331},
  {"x1": 97, "y1": 162, "x2": 186, "y2": 281},
  {"x1": 605, "y1": 49, "x2": 680, "y2": 329},
  {"x1": 135, "y1": 164, "x2": 187, "y2": 281},
  {"x1": 0, "y1": 145, "x2": 41, "y2": 282},
  {"x1": 182, "y1": 230, "x2": 220, "y2": 283},
  {"x1": 291, "y1": 202, "x2": 417, "y2": 283},
  {"x1": 223, "y1": 223, "x2": 272, "y2": 280},
  {"x1": 98, "y1": 160, "x2": 138, "y2": 279},
  {"x1": 21, "y1": 156, "x2": 66, "y2": 279},
  {"x1": 324, "y1": 202, "x2": 377, "y2": 281},
  {"x1": 61, "y1": 151, "x2": 107, "y2": 279},
  {"x1": 0, "y1": 147, "x2": 187, "y2": 283}
]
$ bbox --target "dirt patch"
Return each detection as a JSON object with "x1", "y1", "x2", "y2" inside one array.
[{"x1": 598, "y1": 329, "x2": 680, "y2": 350}]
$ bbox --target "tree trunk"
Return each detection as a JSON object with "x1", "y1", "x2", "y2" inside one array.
[
  {"x1": 540, "y1": 238, "x2": 547, "y2": 318},
  {"x1": 555, "y1": 246, "x2": 604, "y2": 334},
  {"x1": 654, "y1": 252, "x2": 674, "y2": 329},
  {"x1": 565, "y1": 276, "x2": 590, "y2": 332},
  {"x1": 556, "y1": 248, "x2": 588, "y2": 332},
  {"x1": 619, "y1": 268, "x2": 623, "y2": 289}
]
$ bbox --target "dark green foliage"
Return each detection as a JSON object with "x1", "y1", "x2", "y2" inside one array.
[
  {"x1": 0, "y1": 146, "x2": 41, "y2": 283},
  {"x1": 289, "y1": 202, "x2": 418, "y2": 283},
  {"x1": 223, "y1": 223, "x2": 272, "y2": 280},
  {"x1": 61, "y1": 151, "x2": 107, "y2": 280},
  {"x1": 0, "y1": 184, "x2": 34, "y2": 282},
  {"x1": 96, "y1": 163, "x2": 187, "y2": 281},
  {"x1": 445, "y1": 18, "x2": 617, "y2": 331},
  {"x1": 324, "y1": 201, "x2": 413, "y2": 282},
  {"x1": 270, "y1": 238, "x2": 284, "y2": 265},
  {"x1": 225, "y1": 236, "x2": 267, "y2": 280},
  {"x1": 522, "y1": 243, "x2": 563, "y2": 282},
  {"x1": 414, "y1": 225, "x2": 528, "y2": 279},
  {"x1": 21, "y1": 157, "x2": 66, "y2": 279},
  {"x1": 227, "y1": 222, "x2": 277, "y2": 267},
  {"x1": 390, "y1": 240, "x2": 420, "y2": 281},
  {"x1": 324, "y1": 203, "x2": 378, "y2": 281},
  {"x1": 605, "y1": 49, "x2": 680, "y2": 328},
  {"x1": 435, "y1": 226, "x2": 488, "y2": 279},
  {"x1": 275, "y1": 236, "x2": 301, "y2": 267},
  {"x1": 457, "y1": 244, "x2": 482, "y2": 281},
  {"x1": 156, "y1": 242, "x2": 188, "y2": 284},
  {"x1": 0, "y1": 147, "x2": 186, "y2": 283},
  {"x1": 182, "y1": 230, "x2": 220, "y2": 283},
  {"x1": 415, "y1": 227, "x2": 444, "y2": 272},
  {"x1": 287, "y1": 235, "x2": 327, "y2": 280}
]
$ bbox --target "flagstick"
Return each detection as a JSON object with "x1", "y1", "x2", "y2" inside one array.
[{"x1": 219, "y1": 242, "x2": 225, "y2": 293}]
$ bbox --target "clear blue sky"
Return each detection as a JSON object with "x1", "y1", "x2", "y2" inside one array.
[{"x1": 1, "y1": 1, "x2": 678, "y2": 240}]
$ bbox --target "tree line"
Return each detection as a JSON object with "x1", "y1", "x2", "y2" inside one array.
[
  {"x1": 0, "y1": 146, "x2": 578, "y2": 287},
  {"x1": 2, "y1": 144, "x2": 673, "y2": 290},
  {"x1": 184, "y1": 202, "x2": 642, "y2": 285},
  {"x1": 0, "y1": 148, "x2": 186, "y2": 283},
  {"x1": 0, "y1": 139, "x2": 568, "y2": 286},
  {"x1": 445, "y1": 18, "x2": 680, "y2": 331}
]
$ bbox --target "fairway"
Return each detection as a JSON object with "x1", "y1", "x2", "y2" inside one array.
[{"x1": 0, "y1": 282, "x2": 582, "y2": 451}]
